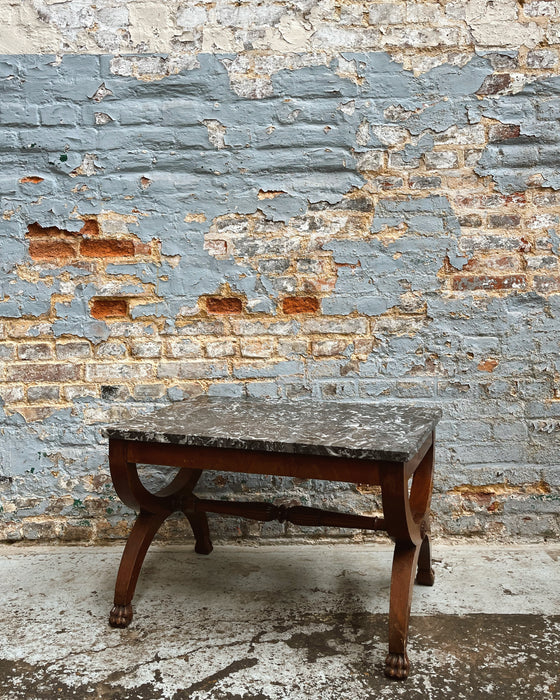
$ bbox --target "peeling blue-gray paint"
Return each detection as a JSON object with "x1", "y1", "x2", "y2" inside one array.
[
  {"x1": 324, "y1": 195, "x2": 467, "y2": 316},
  {"x1": 476, "y1": 76, "x2": 560, "y2": 192},
  {"x1": 0, "y1": 51, "x2": 498, "y2": 333},
  {"x1": 1, "y1": 52, "x2": 560, "y2": 540}
]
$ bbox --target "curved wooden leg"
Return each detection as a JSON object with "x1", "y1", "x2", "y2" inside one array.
[
  {"x1": 381, "y1": 433, "x2": 436, "y2": 680},
  {"x1": 108, "y1": 440, "x2": 212, "y2": 627},
  {"x1": 384, "y1": 541, "x2": 421, "y2": 680},
  {"x1": 416, "y1": 533, "x2": 435, "y2": 586},
  {"x1": 184, "y1": 507, "x2": 213, "y2": 555},
  {"x1": 110, "y1": 509, "x2": 170, "y2": 627}
]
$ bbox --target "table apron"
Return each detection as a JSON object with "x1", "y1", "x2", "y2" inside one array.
[{"x1": 121, "y1": 439, "x2": 383, "y2": 484}]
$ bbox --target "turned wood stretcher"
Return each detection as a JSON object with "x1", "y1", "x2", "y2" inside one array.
[{"x1": 104, "y1": 397, "x2": 440, "y2": 680}]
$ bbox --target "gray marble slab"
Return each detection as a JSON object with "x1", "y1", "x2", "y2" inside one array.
[{"x1": 103, "y1": 397, "x2": 441, "y2": 462}]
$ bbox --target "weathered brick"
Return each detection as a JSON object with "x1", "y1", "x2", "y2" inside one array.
[
  {"x1": 177, "y1": 320, "x2": 225, "y2": 335},
  {"x1": 534, "y1": 276, "x2": 560, "y2": 293},
  {"x1": 311, "y1": 339, "x2": 349, "y2": 356},
  {"x1": 55, "y1": 341, "x2": 91, "y2": 359},
  {"x1": 207, "y1": 382, "x2": 244, "y2": 397},
  {"x1": 85, "y1": 363, "x2": 153, "y2": 382},
  {"x1": 409, "y1": 175, "x2": 442, "y2": 189},
  {"x1": 133, "y1": 384, "x2": 166, "y2": 399},
  {"x1": 0, "y1": 386, "x2": 25, "y2": 403},
  {"x1": 64, "y1": 385, "x2": 97, "y2": 401},
  {"x1": 204, "y1": 239, "x2": 228, "y2": 256},
  {"x1": 488, "y1": 214, "x2": 521, "y2": 228},
  {"x1": 29, "y1": 240, "x2": 76, "y2": 260},
  {"x1": 205, "y1": 339, "x2": 237, "y2": 357},
  {"x1": 302, "y1": 318, "x2": 368, "y2": 334},
  {"x1": 283, "y1": 297, "x2": 320, "y2": 314},
  {"x1": 6, "y1": 363, "x2": 81, "y2": 382},
  {"x1": 101, "y1": 385, "x2": 130, "y2": 400},
  {"x1": 90, "y1": 298, "x2": 128, "y2": 319},
  {"x1": 80, "y1": 239, "x2": 135, "y2": 257},
  {"x1": 206, "y1": 297, "x2": 243, "y2": 314},
  {"x1": 157, "y1": 361, "x2": 228, "y2": 379},
  {"x1": 477, "y1": 73, "x2": 511, "y2": 95},
  {"x1": 130, "y1": 340, "x2": 162, "y2": 358},
  {"x1": 527, "y1": 49, "x2": 558, "y2": 68},
  {"x1": 452, "y1": 275, "x2": 527, "y2": 291},
  {"x1": 488, "y1": 124, "x2": 521, "y2": 142},
  {"x1": 424, "y1": 150, "x2": 459, "y2": 169},
  {"x1": 95, "y1": 341, "x2": 127, "y2": 357},
  {"x1": 230, "y1": 320, "x2": 295, "y2": 336},
  {"x1": 240, "y1": 339, "x2": 276, "y2": 358},
  {"x1": 458, "y1": 214, "x2": 483, "y2": 227},
  {"x1": 17, "y1": 343, "x2": 53, "y2": 361},
  {"x1": 27, "y1": 385, "x2": 60, "y2": 402},
  {"x1": 166, "y1": 338, "x2": 202, "y2": 358}
]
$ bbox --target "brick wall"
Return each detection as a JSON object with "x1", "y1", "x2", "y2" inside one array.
[{"x1": 0, "y1": 0, "x2": 559, "y2": 543}]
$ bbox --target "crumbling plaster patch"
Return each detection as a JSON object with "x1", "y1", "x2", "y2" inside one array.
[{"x1": 0, "y1": 0, "x2": 557, "y2": 72}]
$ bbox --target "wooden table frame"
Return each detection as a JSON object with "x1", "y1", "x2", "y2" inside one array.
[{"x1": 108, "y1": 430, "x2": 435, "y2": 680}]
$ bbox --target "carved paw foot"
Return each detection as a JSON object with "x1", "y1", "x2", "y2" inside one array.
[
  {"x1": 109, "y1": 604, "x2": 133, "y2": 628},
  {"x1": 416, "y1": 566, "x2": 435, "y2": 586},
  {"x1": 194, "y1": 539, "x2": 213, "y2": 555},
  {"x1": 384, "y1": 652, "x2": 410, "y2": 680}
]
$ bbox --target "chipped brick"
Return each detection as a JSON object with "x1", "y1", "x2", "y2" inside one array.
[
  {"x1": 488, "y1": 124, "x2": 521, "y2": 142},
  {"x1": 29, "y1": 240, "x2": 76, "y2": 260},
  {"x1": 80, "y1": 239, "x2": 135, "y2": 257},
  {"x1": 452, "y1": 275, "x2": 527, "y2": 291},
  {"x1": 477, "y1": 73, "x2": 511, "y2": 95}
]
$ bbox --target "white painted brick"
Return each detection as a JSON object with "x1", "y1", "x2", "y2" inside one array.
[
  {"x1": 130, "y1": 340, "x2": 162, "y2": 358},
  {"x1": 368, "y1": 3, "x2": 405, "y2": 24},
  {"x1": 424, "y1": 150, "x2": 459, "y2": 169},
  {"x1": 240, "y1": 339, "x2": 276, "y2": 358},
  {"x1": 166, "y1": 338, "x2": 202, "y2": 358},
  {"x1": 205, "y1": 340, "x2": 237, "y2": 357},
  {"x1": 85, "y1": 363, "x2": 153, "y2": 382}
]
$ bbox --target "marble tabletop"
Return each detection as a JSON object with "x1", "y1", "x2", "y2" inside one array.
[{"x1": 104, "y1": 397, "x2": 441, "y2": 462}]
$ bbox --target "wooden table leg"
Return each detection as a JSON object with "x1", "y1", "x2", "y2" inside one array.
[
  {"x1": 381, "y1": 434, "x2": 435, "y2": 680},
  {"x1": 108, "y1": 439, "x2": 213, "y2": 628},
  {"x1": 110, "y1": 509, "x2": 170, "y2": 627}
]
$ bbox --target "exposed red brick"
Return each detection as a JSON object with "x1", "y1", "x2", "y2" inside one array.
[
  {"x1": 29, "y1": 240, "x2": 76, "y2": 260},
  {"x1": 19, "y1": 176, "x2": 44, "y2": 184},
  {"x1": 206, "y1": 297, "x2": 243, "y2": 314},
  {"x1": 90, "y1": 298, "x2": 129, "y2": 319},
  {"x1": 452, "y1": 275, "x2": 526, "y2": 291},
  {"x1": 80, "y1": 239, "x2": 135, "y2": 258},
  {"x1": 79, "y1": 219, "x2": 100, "y2": 236},
  {"x1": 283, "y1": 297, "x2": 320, "y2": 314},
  {"x1": 478, "y1": 358, "x2": 499, "y2": 372}
]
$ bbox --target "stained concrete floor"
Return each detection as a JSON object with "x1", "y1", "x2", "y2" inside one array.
[{"x1": 0, "y1": 543, "x2": 559, "y2": 699}]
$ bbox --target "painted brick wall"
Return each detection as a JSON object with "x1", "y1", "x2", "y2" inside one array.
[{"x1": 1, "y1": 0, "x2": 559, "y2": 543}]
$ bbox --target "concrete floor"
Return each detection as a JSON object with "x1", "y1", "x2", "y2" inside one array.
[{"x1": 0, "y1": 543, "x2": 558, "y2": 699}]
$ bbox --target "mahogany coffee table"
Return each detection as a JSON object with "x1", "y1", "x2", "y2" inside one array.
[{"x1": 104, "y1": 397, "x2": 440, "y2": 679}]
